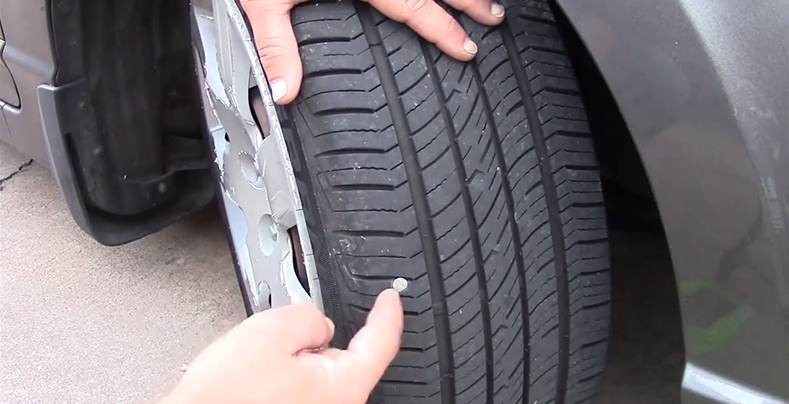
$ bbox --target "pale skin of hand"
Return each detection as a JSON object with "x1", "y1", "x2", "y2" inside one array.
[
  {"x1": 162, "y1": 289, "x2": 404, "y2": 404},
  {"x1": 241, "y1": 0, "x2": 506, "y2": 104}
]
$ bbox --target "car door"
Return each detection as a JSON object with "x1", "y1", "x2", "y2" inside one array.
[
  {"x1": 0, "y1": 0, "x2": 56, "y2": 164},
  {"x1": 0, "y1": 19, "x2": 19, "y2": 144}
]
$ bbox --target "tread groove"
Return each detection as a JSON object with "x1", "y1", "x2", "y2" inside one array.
[
  {"x1": 420, "y1": 41, "x2": 494, "y2": 404},
  {"x1": 466, "y1": 26, "x2": 531, "y2": 404},
  {"x1": 501, "y1": 21, "x2": 571, "y2": 404},
  {"x1": 356, "y1": 5, "x2": 456, "y2": 404}
]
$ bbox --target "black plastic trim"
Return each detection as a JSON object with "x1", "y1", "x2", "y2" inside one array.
[
  {"x1": 43, "y1": 0, "x2": 215, "y2": 245},
  {"x1": 39, "y1": 82, "x2": 215, "y2": 246}
]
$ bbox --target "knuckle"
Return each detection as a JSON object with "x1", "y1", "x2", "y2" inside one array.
[
  {"x1": 404, "y1": 0, "x2": 432, "y2": 17},
  {"x1": 442, "y1": 15, "x2": 459, "y2": 33},
  {"x1": 242, "y1": 0, "x2": 289, "y2": 13},
  {"x1": 256, "y1": 41, "x2": 289, "y2": 67}
]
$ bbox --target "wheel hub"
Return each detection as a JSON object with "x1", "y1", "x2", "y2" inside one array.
[{"x1": 190, "y1": 0, "x2": 321, "y2": 313}]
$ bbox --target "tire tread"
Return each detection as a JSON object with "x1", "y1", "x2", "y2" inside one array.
[{"x1": 283, "y1": 1, "x2": 610, "y2": 403}]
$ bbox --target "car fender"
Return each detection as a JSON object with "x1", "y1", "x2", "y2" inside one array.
[{"x1": 555, "y1": 0, "x2": 789, "y2": 402}]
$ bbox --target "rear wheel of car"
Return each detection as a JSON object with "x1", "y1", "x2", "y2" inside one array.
[{"x1": 280, "y1": 0, "x2": 611, "y2": 403}]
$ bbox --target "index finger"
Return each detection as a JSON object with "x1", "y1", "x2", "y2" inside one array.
[
  {"x1": 366, "y1": 0, "x2": 477, "y2": 61},
  {"x1": 341, "y1": 289, "x2": 404, "y2": 389},
  {"x1": 241, "y1": 0, "x2": 305, "y2": 104}
]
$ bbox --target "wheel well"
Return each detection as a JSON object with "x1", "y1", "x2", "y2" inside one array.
[
  {"x1": 46, "y1": 0, "x2": 214, "y2": 244},
  {"x1": 551, "y1": 4, "x2": 687, "y2": 398},
  {"x1": 549, "y1": 4, "x2": 663, "y2": 234}
]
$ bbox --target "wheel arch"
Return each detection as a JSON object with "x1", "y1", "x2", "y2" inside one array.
[{"x1": 551, "y1": 0, "x2": 789, "y2": 402}]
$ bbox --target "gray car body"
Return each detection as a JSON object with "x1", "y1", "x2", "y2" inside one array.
[
  {"x1": 0, "y1": 1, "x2": 52, "y2": 165},
  {"x1": 555, "y1": 0, "x2": 788, "y2": 402},
  {"x1": 1, "y1": 0, "x2": 787, "y2": 402}
]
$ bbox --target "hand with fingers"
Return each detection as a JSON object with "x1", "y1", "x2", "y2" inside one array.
[
  {"x1": 241, "y1": 0, "x2": 505, "y2": 104},
  {"x1": 161, "y1": 289, "x2": 403, "y2": 404}
]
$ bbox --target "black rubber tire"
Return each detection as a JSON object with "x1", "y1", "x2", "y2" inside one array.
[{"x1": 280, "y1": 1, "x2": 611, "y2": 403}]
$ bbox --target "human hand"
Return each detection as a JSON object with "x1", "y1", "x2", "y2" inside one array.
[
  {"x1": 241, "y1": 0, "x2": 506, "y2": 104},
  {"x1": 162, "y1": 289, "x2": 403, "y2": 404}
]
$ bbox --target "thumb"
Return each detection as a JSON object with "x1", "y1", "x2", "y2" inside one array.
[
  {"x1": 241, "y1": 0, "x2": 303, "y2": 104},
  {"x1": 243, "y1": 303, "x2": 335, "y2": 355},
  {"x1": 341, "y1": 289, "x2": 404, "y2": 389}
]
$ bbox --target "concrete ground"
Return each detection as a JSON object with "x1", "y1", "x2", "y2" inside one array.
[{"x1": 0, "y1": 142, "x2": 683, "y2": 404}]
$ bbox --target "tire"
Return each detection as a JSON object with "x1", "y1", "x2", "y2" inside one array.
[{"x1": 280, "y1": 1, "x2": 611, "y2": 403}]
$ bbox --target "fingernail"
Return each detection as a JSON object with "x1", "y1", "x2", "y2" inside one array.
[
  {"x1": 491, "y1": 2, "x2": 505, "y2": 17},
  {"x1": 270, "y1": 80, "x2": 288, "y2": 102},
  {"x1": 463, "y1": 38, "x2": 478, "y2": 55}
]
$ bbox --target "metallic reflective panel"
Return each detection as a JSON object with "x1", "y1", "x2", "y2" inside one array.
[
  {"x1": 0, "y1": 6, "x2": 7, "y2": 144},
  {"x1": 683, "y1": 363, "x2": 788, "y2": 404},
  {"x1": 191, "y1": 0, "x2": 322, "y2": 313},
  {"x1": 0, "y1": 39, "x2": 20, "y2": 106},
  {"x1": 556, "y1": 0, "x2": 789, "y2": 402},
  {"x1": 0, "y1": 0, "x2": 55, "y2": 164},
  {"x1": 0, "y1": 99, "x2": 8, "y2": 144}
]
